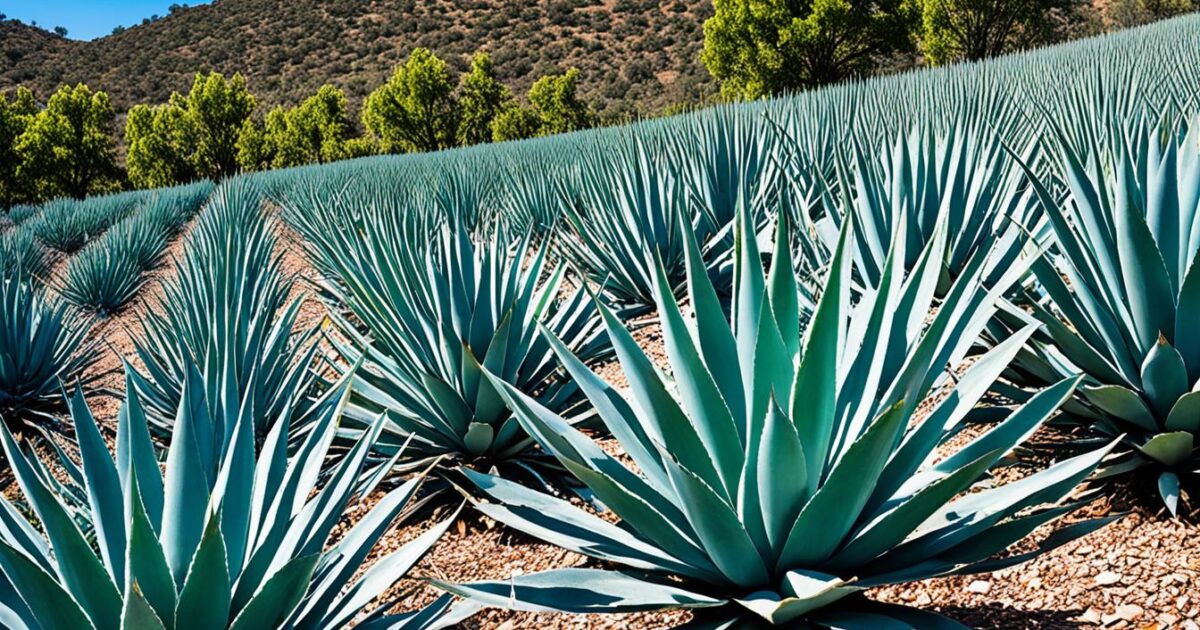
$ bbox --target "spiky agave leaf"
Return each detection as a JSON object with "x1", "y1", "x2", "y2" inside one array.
[
  {"x1": 0, "y1": 225, "x2": 50, "y2": 282},
  {"x1": 59, "y1": 181, "x2": 212, "y2": 316},
  {"x1": 1009, "y1": 114, "x2": 1200, "y2": 514},
  {"x1": 130, "y1": 179, "x2": 318, "y2": 441},
  {"x1": 0, "y1": 277, "x2": 97, "y2": 434},
  {"x1": 436, "y1": 207, "x2": 1118, "y2": 627},
  {"x1": 319, "y1": 211, "x2": 610, "y2": 479},
  {"x1": 0, "y1": 363, "x2": 477, "y2": 630},
  {"x1": 30, "y1": 192, "x2": 142, "y2": 255},
  {"x1": 556, "y1": 131, "x2": 690, "y2": 317}
]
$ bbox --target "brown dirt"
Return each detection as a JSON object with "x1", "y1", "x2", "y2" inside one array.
[{"x1": 72, "y1": 218, "x2": 198, "y2": 425}]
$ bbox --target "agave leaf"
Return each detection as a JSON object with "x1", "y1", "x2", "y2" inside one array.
[
  {"x1": 1081, "y1": 385, "x2": 1157, "y2": 431},
  {"x1": 124, "y1": 472, "x2": 176, "y2": 629},
  {"x1": 1114, "y1": 152, "x2": 1176, "y2": 354},
  {"x1": 227, "y1": 555, "x2": 320, "y2": 630},
  {"x1": 1141, "y1": 337, "x2": 1189, "y2": 419},
  {"x1": 790, "y1": 219, "x2": 852, "y2": 494},
  {"x1": 432, "y1": 568, "x2": 724, "y2": 614},
  {"x1": 1165, "y1": 390, "x2": 1200, "y2": 432},
  {"x1": 0, "y1": 540, "x2": 95, "y2": 630},
  {"x1": 1137, "y1": 431, "x2": 1194, "y2": 467},
  {"x1": 120, "y1": 583, "x2": 168, "y2": 630},
  {"x1": 175, "y1": 513, "x2": 231, "y2": 630},
  {"x1": 466, "y1": 468, "x2": 705, "y2": 577},
  {"x1": 161, "y1": 364, "x2": 215, "y2": 586},
  {"x1": 681, "y1": 207, "x2": 745, "y2": 429},
  {"x1": 70, "y1": 384, "x2": 127, "y2": 583},
  {"x1": 736, "y1": 570, "x2": 858, "y2": 624},
  {"x1": 116, "y1": 370, "x2": 165, "y2": 531},
  {"x1": 1159, "y1": 471, "x2": 1182, "y2": 515},
  {"x1": 652, "y1": 253, "x2": 743, "y2": 497}
]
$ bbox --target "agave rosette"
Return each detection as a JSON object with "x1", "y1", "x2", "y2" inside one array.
[
  {"x1": 130, "y1": 180, "x2": 318, "y2": 439},
  {"x1": 557, "y1": 131, "x2": 689, "y2": 316},
  {"x1": 437, "y1": 208, "x2": 1117, "y2": 627},
  {"x1": 294, "y1": 196, "x2": 610, "y2": 477},
  {"x1": 0, "y1": 277, "x2": 96, "y2": 434},
  {"x1": 1013, "y1": 114, "x2": 1200, "y2": 512},
  {"x1": 0, "y1": 365, "x2": 475, "y2": 629}
]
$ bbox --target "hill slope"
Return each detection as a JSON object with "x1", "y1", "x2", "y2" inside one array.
[{"x1": 0, "y1": 0, "x2": 715, "y2": 119}]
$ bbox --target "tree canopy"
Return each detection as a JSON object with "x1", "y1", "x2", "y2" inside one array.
[
  {"x1": 0, "y1": 88, "x2": 37, "y2": 207},
  {"x1": 702, "y1": 0, "x2": 918, "y2": 98},
  {"x1": 17, "y1": 84, "x2": 119, "y2": 199},
  {"x1": 457, "y1": 52, "x2": 512, "y2": 146},
  {"x1": 362, "y1": 48, "x2": 459, "y2": 153}
]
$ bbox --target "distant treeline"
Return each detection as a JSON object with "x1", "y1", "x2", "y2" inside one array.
[{"x1": 0, "y1": 48, "x2": 595, "y2": 204}]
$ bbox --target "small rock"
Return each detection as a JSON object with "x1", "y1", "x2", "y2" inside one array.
[
  {"x1": 1115, "y1": 604, "x2": 1144, "y2": 622},
  {"x1": 1079, "y1": 608, "x2": 1102, "y2": 624},
  {"x1": 966, "y1": 580, "x2": 991, "y2": 594},
  {"x1": 1095, "y1": 571, "x2": 1123, "y2": 586},
  {"x1": 914, "y1": 593, "x2": 932, "y2": 607}
]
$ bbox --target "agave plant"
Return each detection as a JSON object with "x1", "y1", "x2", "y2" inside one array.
[
  {"x1": 0, "y1": 277, "x2": 96, "y2": 433},
  {"x1": 59, "y1": 182, "x2": 211, "y2": 316},
  {"x1": 31, "y1": 193, "x2": 139, "y2": 254},
  {"x1": 557, "y1": 131, "x2": 689, "y2": 316},
  {"x1": 0, "y1": 364, "x2": 476, "y2": 629},
  {"x1": 3, "y1": 204, "x2": 38, "y2": 227},
  {"x1": 1011, "y1": 115, "x2": 1200, "y2": 513},
  {"x1": 130, "y1": 180, "x2": 317, "y2": 438},
  {"x1": 59, "y1": 219, "x2": 167, "y2": 315},
  {"x1": 289, "y1": 192, "x2": 609, "y2": 478},
  {"x1": 0, "y1": 225, "x2": 50, "y2": 282},
  {"x1": 829, "y1": 120, "x2": 1039, "y2": 289},
  {"x1": 437, "y1": 208, "x2": 1117, "y2": 627}
]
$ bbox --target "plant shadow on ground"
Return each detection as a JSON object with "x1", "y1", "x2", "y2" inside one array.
[{"x1": 936, "y1": 604, "x2": 1085, "y2": 629}]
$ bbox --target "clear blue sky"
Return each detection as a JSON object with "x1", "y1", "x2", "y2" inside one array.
[{"x1": 0, "y1": 1, "x2": 212, "y2": 41}]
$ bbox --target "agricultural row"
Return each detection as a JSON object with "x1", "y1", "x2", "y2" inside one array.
[{"x1": 0, "y1": 13, "x2": 1198, "y2": 629}]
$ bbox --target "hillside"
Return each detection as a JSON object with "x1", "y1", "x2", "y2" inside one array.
[{"x1": 0, "y1": 0, "x2": 715, "y2": 119}]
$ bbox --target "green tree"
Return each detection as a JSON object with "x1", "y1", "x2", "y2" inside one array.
[
  {"x1": 702, "y1": 0, "x2": 917, "y2": 98},
  {"x1": 919, "y1": 0, "x2": 1072, "y2": 64},
  {"x1": 273, "y1": 85, "x2": 353, "y2": 167},
  {"x1": 362, "y1": 48, "x2": 458, "y2": 153},
  {"x1": 491, "y1": 104, "x2": 543, "y2": 142},
  {"x1": 235, "y1": 117, "x2": 272, "y2": 172},
  {"x1": 457, "y1": 52, "x2": 512, "y2": 146},
  {"x1": 237, "y1": 85, "x2": 354, "y2": 171},
  {"x1": 125, "y1": 96, "x2": 198, "y2": 189},
  {"x1": 184, "y1": 72, "x2": 256, "y2": 179},
  {"x1": 0, "y1": 87, "x2": 37, "y2": 207},
  {"x1": 17, "y1": 84, "x2": 119, "y2": 199},
  {"x1": 528, "y1": 68, "x2": 591, "y2": 135}
]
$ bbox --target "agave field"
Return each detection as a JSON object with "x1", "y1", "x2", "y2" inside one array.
[{"x1": 1, "y1": 14, "x2": 1200, "y2": 630}]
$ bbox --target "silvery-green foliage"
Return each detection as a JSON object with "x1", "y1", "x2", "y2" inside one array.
[
  {"x1": 437, "y1": 207, "x2": 1116, "y2": 627},
  {"x1": 1010, "y1": 114, "x2": 1200, "y2": 514},
  {"x1": 0, "y1": 365, "x2": 474, "y2": 630}
]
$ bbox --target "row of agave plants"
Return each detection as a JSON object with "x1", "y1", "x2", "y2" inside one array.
[{"x1": 0, "y1": 13, "x2": 1198, "y2": 629}]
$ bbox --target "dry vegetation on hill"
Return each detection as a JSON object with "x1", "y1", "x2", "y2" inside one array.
[{"x1": 0, "y1": 0, "x2": 715, "y2": 119}]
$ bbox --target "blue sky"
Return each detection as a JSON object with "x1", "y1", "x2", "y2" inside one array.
[{"x1": 1, "y1": 1, "x2": 212, "y2": 40}]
